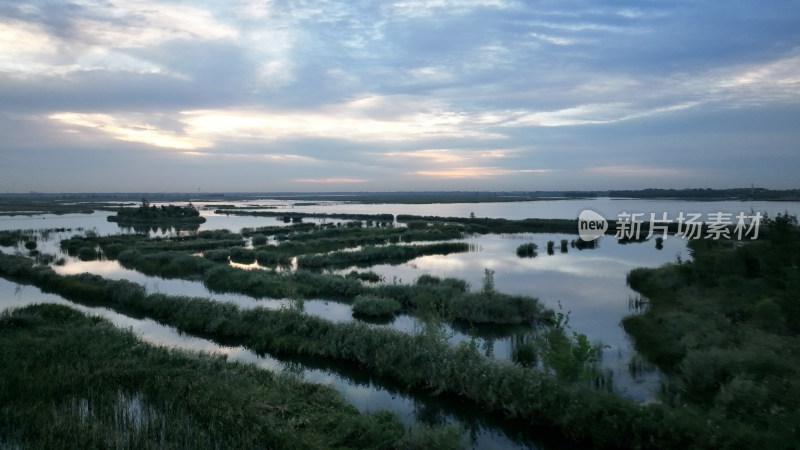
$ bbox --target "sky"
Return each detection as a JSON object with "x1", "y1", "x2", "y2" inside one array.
[{"x1": 1, "y1": 0, "x2": 799, "y2": 193}]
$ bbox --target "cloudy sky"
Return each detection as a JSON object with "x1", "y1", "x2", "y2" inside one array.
[{"x1": 1, "y1": 0, "x2": 799, "y2": 192}]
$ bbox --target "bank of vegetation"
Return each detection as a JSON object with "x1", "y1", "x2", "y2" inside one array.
[
  {"x1": 0, "y1": 303, "x2": 461, "y2": 449},
  {"x1": 59, "y1": 229, "x2": 543, "y2": 325},
  {"x1": 609, "y1": 187, "x2": 800, "y2": 201},
  {"x1": 215, "y1": 209, "x2": 394, "y2": 224},
  {"x1": 108, "y1": 200, "x2": 205, "y2": 228},
  {"x1": 0, "y1": 253, "x2": 772, "y2": 449},
  {"x1": 622, "y1": 213, "x2": 799, "y2": 446},
  {"x1": 113, "y1": 249, "x2": 546, "y2": 325}
]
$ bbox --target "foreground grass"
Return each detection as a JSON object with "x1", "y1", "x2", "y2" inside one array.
[
  {"x1": 0, "y1": 252, "x2": 781, "y2": 449},
  {"x1": 0, "y1": 303, "x2": 462, "y2": 449}
]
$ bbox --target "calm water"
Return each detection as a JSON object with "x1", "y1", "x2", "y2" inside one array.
[
  {"x1": 3, "y1": 198, "x2": 800, "y2": 448},
  {"x1": 200, "y1": 197, "x2": 800, "y2": 222}
]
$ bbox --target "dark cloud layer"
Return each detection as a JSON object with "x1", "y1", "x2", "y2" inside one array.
[{"x1": 1, "y1": 0, "x2": 798, "y2": 192}]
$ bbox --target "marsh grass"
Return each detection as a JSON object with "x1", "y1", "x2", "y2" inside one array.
[
  {"x1": 0, "y1": 304, "x2": 464, "y2": 449},
  {"x1": 622, "y1": 215, "x2": 800, "y2": 443},
  {"x1": 352, "y1": 295, "x2": 402, "y2": 317},
  {"x1": 515, "y1": 242, "x2": 538, "y2": 258},
  {"x1": 0, "y1": 252, "x2": 781, "y2": 449},
  {"x1": 83, "y1": 236, "x2": 545, "y2": 325}
]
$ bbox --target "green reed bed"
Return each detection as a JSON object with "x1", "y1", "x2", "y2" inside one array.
[
  {"x1": 114, "y1": 249, "x2": 547, "y2": 325},
  {"x1": 352, "y1": 295, "x2": 403, "y2": 317},
  {"x1": 0, "y1": 303, "x2": 462, "y2": 449},
  {"x1": 64, "y1": 229, "x2": 543, "y2": 325},
  {"x1": 0, "y1": 253, "x2": 772, "y2": 449},
  {"x1": 622, "y1": 214, "x2": 800, "y2": 445}
]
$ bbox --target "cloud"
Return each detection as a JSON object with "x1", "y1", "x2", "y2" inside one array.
[
  {"x1": 391, "y1": 0, "x2": 516, "y2": 18},
  {"x1": 294, "y1": 178, "x2": 367, "y2": 183},
  {"x1": 180, "y1": 151, "x2": 317, "y2": 163},
  {"x1": 1, "y1": 0, "x2": 799, "y2": 191},
  {"x1": 49, "y1": 112, "x2": 211, "y2": 150},
  {"x1": 586, "y1": 166, "x2": 693, "y2": 178},
  {"x1": 0, "y1": 0, "x2": 237, "y2": 80},
  {"x1": 180, "y1": 96, "x2": 506, "y2": 143},
  {"x1": 0, "y1": 20, "x2": 62, "y2": 73},
  {"x1": 72, "y1": 0, "x2": 237, "y2": 48},
  {"x1": 380, "y1": 148, "x2": 517, "y2": 166},
  {"x1": 415, "y1": 167, "x2": 551, "y2": 179}
]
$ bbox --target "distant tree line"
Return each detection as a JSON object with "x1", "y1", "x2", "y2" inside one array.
[{"x1": 609, "y1": 188, "x2": 800, "y2": 200}]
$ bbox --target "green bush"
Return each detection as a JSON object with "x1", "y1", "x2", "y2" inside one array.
[
  {"x1": 229, "y1": 247, "x2": 256, "y2": 264},
  {"x1": 450, "y1": 291, "x2": 546, "y2": 325},
  {"x1": 203, "y1": 248, "x2": 230, "y2": 262},
  {"x1": 352, "y1": 295, "x2": 402, "y2": 317},
  {"x1": 516, "y1": 242, "x2": 538, "y2": 257},
  {"x1": 77, "y1": 246, "x2": 98, "y2": 261}
]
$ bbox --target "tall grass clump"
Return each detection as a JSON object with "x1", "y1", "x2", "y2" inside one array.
[
  {"x1": 352, "y1": 295, "x2": 402, "y2": 317},
  {"x1": 516, "y1": 242, "x2": 538, "y2": 257},
  {"x1": 229, "y1": 247, "x2": 256, "y2": 264}
]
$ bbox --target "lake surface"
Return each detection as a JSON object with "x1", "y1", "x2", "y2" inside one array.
[
  {"x1": 202, "y1": 197, "x2": 800, "y2": 222},
  {"x1": 2, "y1": 197, "x2": 799, "y2": 448}
]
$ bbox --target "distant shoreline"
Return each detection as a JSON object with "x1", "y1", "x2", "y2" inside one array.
[{"x1": 1, "y1": 188, "x2": 799, "y2": 204}]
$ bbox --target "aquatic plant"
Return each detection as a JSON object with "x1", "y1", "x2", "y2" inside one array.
[
  {"x1": 352, "y1": 295, "x2": 402, "y2": 317},
  {"x1": 0, "y1": 255, "x2": 777, "y2": 449},
  {"x1": 0, "y1": 303, "x2": 463, "y2": 449},
  {"x1": 516, "y1": 242, "x2": 538, "y2": 258}
]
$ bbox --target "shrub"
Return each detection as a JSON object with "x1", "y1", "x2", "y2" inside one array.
[
  {"x1": 203, "y1": 249, "x2": 230, "y2": 262},
  {"x1": 251, "y1": 234, "x2": 268, "y2": 246},
  {"x1": 77, "y1": 246, "x2": 98, "y2": 261},
  {"x1": 229, "y1": 247, "x2": 256, "y2": 264},
  {"x1": 516, "y1": 242, "x2": 538, "y2": 258},
  {"x1": 352, "y1": 295, "x2": 402, "y2": 317}
]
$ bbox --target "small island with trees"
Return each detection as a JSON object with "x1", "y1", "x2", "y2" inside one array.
[{"x1": 107, "y1": 199, "x2": 205, "y2": 229}]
